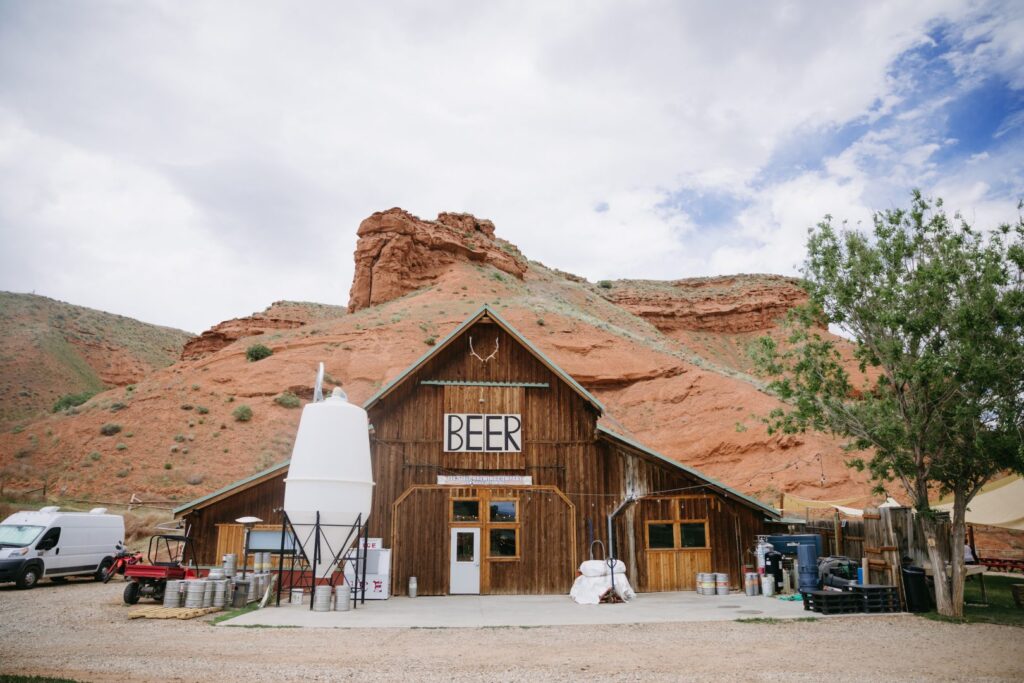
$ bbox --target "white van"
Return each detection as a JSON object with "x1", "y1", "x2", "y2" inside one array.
[{"x1": 0, "y1": 506, "x2": 124, "y2": 589}]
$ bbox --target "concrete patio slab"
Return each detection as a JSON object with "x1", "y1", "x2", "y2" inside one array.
[{"x1": 220, "y1": 591, "x2": 875, "y2": 629}]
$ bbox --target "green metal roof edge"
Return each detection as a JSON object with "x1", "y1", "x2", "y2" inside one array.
[
  {"x1": 420, "y1": 380, "x2": 550, "y2": 388},
  {"x1": 172, "y1": 460, "x2": 290, "y2": 516},
  {"x1": 362, "y1": 305, "x2": 605, "y2": 413},
  {"x1": 596, "y1": 425, "x2": 780, "y2": 518}
]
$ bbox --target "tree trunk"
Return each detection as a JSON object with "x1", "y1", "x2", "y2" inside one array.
[
  {"x1": 949, "y1": 491, "x2": 968, "y2": 619},
  {"x1": 920, "y1": 514, "x2": 953, "y2": 616}
]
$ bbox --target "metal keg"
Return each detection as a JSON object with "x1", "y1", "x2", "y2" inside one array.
[
  {"x1": 290, "y1": 588, "x2": 304, "y2": 606},
  {"x1": 715, "y1": 573, "x2": 730, "y2": 596},
  {"x1": 222, "y1": 553, "x2": 236, "y2": 579},
  {"x1": 184, "y1": 580, "x2": 206, "y2": 608},
  {"x1": 744, "y1": 572, "x2": 760, "y2": 596},
  {"x1": 163, "y1": 580, "x2": 183, "y2": 608},
  {"x1": 312, "y1": 585, "x2": 333, "y2": 612},
  {"x1": 335, "y1": 585, "x2": 350, "y2": 611},
  {"x1": 213, "y1": 579, "x2": 229, "y2": 608},
  {"x1": 246, "y1": 576, "x2": 258, "y2": 603},
  {"x1": 202, "y1": 579, "x2": 215, "y2": 607}
]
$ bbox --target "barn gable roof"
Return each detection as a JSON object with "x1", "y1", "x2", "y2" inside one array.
[
  {"x1": 597, "y1": 425, "x2": 779, "y2": 518},
  {"x1": 362, "y1": 305, "x2": 604, "y2": 413}
]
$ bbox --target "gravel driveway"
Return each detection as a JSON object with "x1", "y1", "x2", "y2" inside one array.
[{"x1": 1, "y1": 579, "x2": 1021, "y2": 682}]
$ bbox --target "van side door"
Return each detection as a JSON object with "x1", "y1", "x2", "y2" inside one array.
[{"x1": 35, "y1": 527, "x2": 68, "y2": 573}]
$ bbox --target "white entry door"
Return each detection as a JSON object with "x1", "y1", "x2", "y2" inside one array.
[{"x1": 449, "y1": 528, "x2": 480, "y2": 594}]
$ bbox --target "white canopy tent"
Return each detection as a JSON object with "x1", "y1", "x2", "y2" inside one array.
[{"x1": 933, "y1": 475, "x2": 1024, "y2": 532}]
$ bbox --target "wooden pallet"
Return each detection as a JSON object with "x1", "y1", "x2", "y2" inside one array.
[{"x1": 128, "y1": 605, "x2": 223, "y2": 620}]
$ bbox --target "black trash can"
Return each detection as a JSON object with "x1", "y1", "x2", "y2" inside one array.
[{"x1": 901, "y1": 566, "x2": 930, "y2": 612}]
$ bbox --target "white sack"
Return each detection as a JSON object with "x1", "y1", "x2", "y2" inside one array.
[{"x1": 570, "y1": 573, "x2": 636, "y2": 604}]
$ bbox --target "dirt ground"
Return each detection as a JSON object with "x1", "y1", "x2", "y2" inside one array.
[{"x1": 1, "y1": 579, "x2": 1022, "y2": 682}]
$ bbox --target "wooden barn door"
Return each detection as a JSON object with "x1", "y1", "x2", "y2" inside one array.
[{"x1": 636, "y1": 496, "x2": 714, "y2": 591}]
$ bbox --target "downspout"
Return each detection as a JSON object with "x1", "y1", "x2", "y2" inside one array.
[{"x1": 607, "y1": 493, "x2": 638, "y2": 596}]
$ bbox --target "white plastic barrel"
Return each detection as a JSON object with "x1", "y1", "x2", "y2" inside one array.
[{"x1": 284, "y1": 388, "x2": 374, "y2": 579}]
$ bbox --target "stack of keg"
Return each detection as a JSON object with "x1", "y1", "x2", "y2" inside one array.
[
  {"x1": 335, "y1": 585, "x2": 350, "y2": 612},
  {"x1": 202, "y1": 580, "x2": 215, "y2": 607},
  {"x1": 312, "y1": 585, "x2": 333, "y2": 612},
  {"x1": 184, "y1": 579, "x2": 206, "y2": 608},
  {"x1": 163, "y1": 579, "x2": 183, "y2": 608},
  {"x1": 695, "y1": 572, "x2": 732, "y2": 595},
  {"x1": 744, "y1": 571, "x2": 760, "y2": 596},
  {"x1": 212, "y1": 579, "x2": 229, "y2": 607},
  {"x1": 222, "y1": 553, "x2": 236, "y2": 578}
]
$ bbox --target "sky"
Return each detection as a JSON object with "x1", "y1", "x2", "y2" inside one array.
[{"x1": 1, "y1": 1, "x2": 1022, "y2": 334}]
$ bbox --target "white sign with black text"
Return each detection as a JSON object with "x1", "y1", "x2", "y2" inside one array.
[{"x1": 444, "y1": 413, "x2": 522, "y2": 452}]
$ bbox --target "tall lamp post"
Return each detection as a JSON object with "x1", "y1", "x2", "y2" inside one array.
[{"x1": 236, "y1": 516, "x2": 262, "y2": 580}]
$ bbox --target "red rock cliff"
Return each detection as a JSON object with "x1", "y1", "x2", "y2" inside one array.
[
  {"x1": 347, "y1": 208, "x2": 527, "y2": 312},
  {"x1": 608, "y1": 275, "x2": 808, "y2": 334}
]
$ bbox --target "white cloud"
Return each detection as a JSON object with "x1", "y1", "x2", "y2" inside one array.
[{"x1": 0, "y1": 1, "x2": 1020, "y2": 331}]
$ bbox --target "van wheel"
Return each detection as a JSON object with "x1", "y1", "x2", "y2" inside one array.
[
  {"x1": 123, "y1": 581, "x2": 141, "y2": 604},
  {"x1": 95, "y1": 558, "x2": 113, "y2": 582},
  {"x1": 16, "y1": 564, "x2": 41, "y2": 589}
]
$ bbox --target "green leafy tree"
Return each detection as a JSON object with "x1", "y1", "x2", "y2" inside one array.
[{"x1": 753, "y1": 191, "x2": 1023, "y2": 617}]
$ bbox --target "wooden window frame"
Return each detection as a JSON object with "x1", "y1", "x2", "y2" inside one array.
[
  {"x1": 486, "y1": 525, "x2": 520, "y2": 561},
  {"x1": 644, "y1": 519, "x2": 710, "y2": 552},
  {"x1": 450, "y1": 497, "x2": 481, "y2": 525},
  {"x1": 488, "y1": 498, "x2": 518, "y2": 523},
  {"x1": 677, "y1": 519, "x2": 709, "y2": 550}
]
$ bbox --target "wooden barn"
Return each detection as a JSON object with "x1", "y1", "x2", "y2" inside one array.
[{"x1": 174, "y1": 305, "x2": 778, "y2": 595}]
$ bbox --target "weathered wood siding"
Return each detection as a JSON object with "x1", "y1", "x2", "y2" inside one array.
[
  {"x1": 179, "y1": 315, "x2": 771, "y2": 591},
  {"x1": 181, "y1": 472, "x2": 286, "y2": 565}
]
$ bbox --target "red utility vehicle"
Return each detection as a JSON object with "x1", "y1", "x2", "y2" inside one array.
[{"x1": 122, "y1": 534, "x2": 201, "y2": 604}]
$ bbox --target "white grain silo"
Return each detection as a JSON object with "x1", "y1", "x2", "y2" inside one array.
[{"x1": 283, "y1": 384, "x2": 374, "y2": 579}]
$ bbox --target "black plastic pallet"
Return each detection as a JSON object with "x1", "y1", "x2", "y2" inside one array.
[
  {"x1": 844, "y1": 584, "x2": 901, "y2": 613},
  {"x1": 802, "y1": 590, "x2": 864, "y2": 614}
]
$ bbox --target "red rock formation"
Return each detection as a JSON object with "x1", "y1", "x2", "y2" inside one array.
[
  {"x1": 608, "y1": 275, "x2": 808, "y2": 334},
  {"x1": 181, "y1": 301, "x2": 346, "y2": 360},
  {"x1": 347, "y1": 208, "x2": 527, "y2": 312}
]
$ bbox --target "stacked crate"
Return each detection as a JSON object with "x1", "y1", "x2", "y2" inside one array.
[
  {"x1": 848, "y1": 584, "x2": 900, "y2": 613},
  {"x1": 801, "y1": 590, "x2": 864, "y2": 615}
]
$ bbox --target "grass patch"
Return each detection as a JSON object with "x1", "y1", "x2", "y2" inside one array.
[
  {"x1": 99, "y1": 423, "x2": 122, "y2": 436},
  {"x1": 233, "y1": 405, "x2": 253, "y2": 422},
  {"x1": 735, "y1": 616, "x2": 819, "y2": 624},
  {"x1": 52, "y1": 390, "x2": 98, "y2": 413},
  {"x1": 274, "y1": 392, "x2": 301, "y2": 409},
  {"x1": 210, "y1": 602, "x2": 260, "y2": 625},
  {"x1": 919, "y1": 575, "x2": 1024, "y2": 627}
]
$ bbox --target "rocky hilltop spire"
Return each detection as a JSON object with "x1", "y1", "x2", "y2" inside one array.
[{"x1": 347, "y1": 208, "x2": 528, "y2": 312}]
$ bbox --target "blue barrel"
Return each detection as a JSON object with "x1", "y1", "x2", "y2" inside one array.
[{"x1": 797, "y1": 542, "x2": 819, "y2": 593}]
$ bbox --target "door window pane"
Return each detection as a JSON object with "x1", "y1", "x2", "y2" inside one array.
[
  {"x1": 456, "y1": 532, "x2": 475, "y2": 562},
  {"x1": 647, "y1": 523, "x2": 674, "y2": 549},
  {"x1": 452, "y1": 500, "x2": 480, "y2": 522},
  {"x1": 489, "y1": 500, "x2": 517, "y2": 522},
  {"x1": 680, "y1": 522, "x2": 706, "y2": 548},
  {"x1": 489, "y1": 528, "x2": 517, "y2": 557}
]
